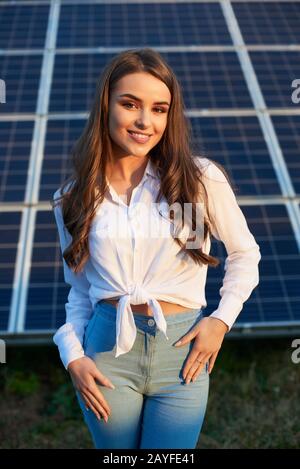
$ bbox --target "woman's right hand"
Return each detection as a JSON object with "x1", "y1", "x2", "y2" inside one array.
[{"x1": 67, "y1": 356, "x2": 115, "y2": 422}]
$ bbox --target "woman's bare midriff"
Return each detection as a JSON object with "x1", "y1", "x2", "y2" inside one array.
[{"x1": 102, "y1": 298, "x2": 196, "y2": 316}]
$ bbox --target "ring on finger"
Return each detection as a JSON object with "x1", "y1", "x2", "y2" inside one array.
[{"x1": 195, "y1": 358, "x2": 203, "y2": 364}]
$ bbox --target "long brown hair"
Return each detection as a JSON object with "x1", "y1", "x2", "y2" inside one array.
[{"x1": 51, "y1": 48, "x2": 235, "y2": 274}]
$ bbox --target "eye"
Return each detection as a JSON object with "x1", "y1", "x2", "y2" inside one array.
[
  {"x1": 154, "y1": 107, "x2": 167, "y2": 114},
  {"x1": 122, "y1": 102, "x2": 167, "y2": 113},
  {"x1": 122, "y1": 102, "x2": 137, "y2": 109}
]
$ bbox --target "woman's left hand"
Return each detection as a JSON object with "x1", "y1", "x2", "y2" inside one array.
[{"x1": 174, "y1": 316, "x2": 228, "y2": 382}]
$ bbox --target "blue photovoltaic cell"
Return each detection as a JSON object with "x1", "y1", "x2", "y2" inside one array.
[
  {"x1": 39, "y1": 119, "x2": 86, "y2": 202},
  {"x1": 250, "y1": 51, "x2": 300, "y2": 108},
  {"x1": 0, "y1": 54, "x2": 43, "y2": 113},
  {"x1": 233, "y1": 1, "x2": 300, "y2": 45},
  {"x1": 0, "y1": 5, "x2": 49, "y2": 49},
  {"x1": 0, "y1": 211, "x2": 22, "y2": 332},
  {"x1": 50, "y1": 51, "x2": 253, "y2": 113},
  {"x1": 57, "y1": 2, "x2": 232, "y2": 48},
  {"x1": 206, "y1": 204, "x2": 300, "y2": 325},
  {"x1": 271, "y1": 115, "x2": 300, "y2": 195},
  {"x1": 24, "y1": 210, "x2": 70, "y2": 331},
  {"x1": 0, "y1": 120, "x2": 34, "y2": 202},
  {"x1": 190, "y1": 115, "x2": 281, "y2": 196}
]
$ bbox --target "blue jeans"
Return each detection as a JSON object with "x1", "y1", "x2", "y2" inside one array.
[{"x1": 75, "y1": 300, "x2": 209, "y2": 449}]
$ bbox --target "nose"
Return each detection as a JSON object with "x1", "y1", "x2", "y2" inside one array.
[{"x1": 135, "y1": 109, "x2": 152, "y2": 128}]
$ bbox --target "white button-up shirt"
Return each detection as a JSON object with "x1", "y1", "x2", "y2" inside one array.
[{"x1": 52, "y1": 156, "x2": 261, "y2": 370}]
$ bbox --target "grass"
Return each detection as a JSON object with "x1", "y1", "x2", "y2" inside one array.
[{"x1": 0, "y1": 337, "x2": 299, "y2": 448}]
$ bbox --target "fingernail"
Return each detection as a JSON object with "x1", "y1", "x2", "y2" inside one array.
[
  {"x1": 109, "y1": 384, "x2": 115, "y2": 389},
  {"x1": 174, "y1": 341, "x2": 181, "y2": 347}
]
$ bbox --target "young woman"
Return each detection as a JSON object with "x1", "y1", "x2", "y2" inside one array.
[{"x1": 51, "y1": 48, "x2": 261, "y2": 449}]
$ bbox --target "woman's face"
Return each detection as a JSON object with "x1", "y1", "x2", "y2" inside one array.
[{"x1": 108, "y1": 72, "x2": 171, "y2": 160}]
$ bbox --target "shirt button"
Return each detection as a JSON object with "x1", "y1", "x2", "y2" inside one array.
[{"x1": 148, "y1": 318, "x2": 155, "y2": 327}]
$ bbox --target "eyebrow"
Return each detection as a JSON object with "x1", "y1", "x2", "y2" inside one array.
[{"x1": 118, "y1": 93, "x2": 170, "y2": 106}]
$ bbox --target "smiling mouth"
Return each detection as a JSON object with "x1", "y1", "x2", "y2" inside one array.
[
  {"x1": 127, "y1": 130, "x2": 152, "y2": 143},
  {"x1": 127, "y1": 130, "x2": 152, "y2": 137}
]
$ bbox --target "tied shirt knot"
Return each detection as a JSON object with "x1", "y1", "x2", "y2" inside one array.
[{"x1": 115, "y1": 283, "x2": 169, "y2": 357}]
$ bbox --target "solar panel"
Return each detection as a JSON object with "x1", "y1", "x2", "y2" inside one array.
[
  {"x1": 0, "y1": 211, "x2": 22, "y2": 332},
  {"x1": 207, "y1": 204, "x2": 300, "y2": 326},
  {"x1": 250, "y1": 51, "x2": 300, "y2": 108},
  {"x1": 0, "y1": 121, "x2": 34, "y2": 202},
  {"x1": 0, "y1": 4, "x2": 49, "y2": 50},
  {"x1": 50, "y1": 51, "x2": 253, "y2": 113},
  {"x1": 0, "y1": 54, "x2": 43, "y2": 114},
  {"x1": 24, "y1": 209, "x2": 68, "y2": 331},
  {"x1": 57, "y1": 2, "x2": 232, "y2": 48},
  {"x1": 232, "y1": 1, "x2": 300, "y2": 45},
  {"x1": 190, "y1": 115, "x2": 281, "y2": 196},
  {"x1": 49, "y1": 53, "x2": 109, "y2": 113},
  {"x1": 163, "y1": 51, "x2": 254, "y2": 109},
  {"x1": 39, "y1": 119, "x2": 86, "y2": 201},
  {"x1": 38, "y1": 115, "x2": 282, "y2": 202},
  {"x1": 23, "y1": 201, "x2": 300, "y2": 335},
  {"x1": 1, "y1": 0, "x2": 300, "y2": 343},
  {"x1": 271, "y1": 115, "x2": 300, "y2": 195}
]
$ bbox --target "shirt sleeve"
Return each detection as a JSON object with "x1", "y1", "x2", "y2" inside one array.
[
  {"x1": 52, "y1": 190, "x2": 93, "y2": 370},
  {"x1": 200, "y1": 160, "x2": 261, "y2": 332}
]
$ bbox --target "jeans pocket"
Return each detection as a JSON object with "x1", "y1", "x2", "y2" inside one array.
[
  {"x1": 84, "y1": 310, "x2": 117, "y2": 356},
  {"x1": 83, "y1": 311, "x2": 98, "y2": 349},
  {"x1": 173, "y1": 312, "x2": 203, "y2": 346},
  {"x1": 171, "y1": 316, "x2": 203, "y2": 381}
]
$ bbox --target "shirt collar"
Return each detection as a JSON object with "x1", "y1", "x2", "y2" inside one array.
[
  {"x1": 144, "y1": 157, "x2": 160, "y2": 180},
  {"x1": 105, "y1": 157, "x2": 159, "y2": 204},
  {"x1": 105, "y1": 157, "x2": 159, "y2": 186}
]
